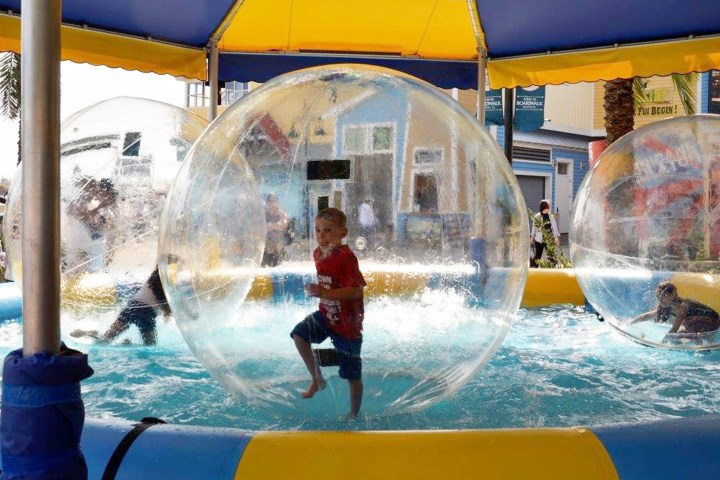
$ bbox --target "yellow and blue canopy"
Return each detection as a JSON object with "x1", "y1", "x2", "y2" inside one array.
[{"x1": 1, "y1": 0, "x2": 719, "y2": 88}]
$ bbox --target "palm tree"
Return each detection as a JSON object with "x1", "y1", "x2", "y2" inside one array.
[
  {"x1": 604, "y1": 73, "x2": 697, "y2": 145},
  {"x1": 0, "y1": 52, "x2": 21, "y2": 164}
]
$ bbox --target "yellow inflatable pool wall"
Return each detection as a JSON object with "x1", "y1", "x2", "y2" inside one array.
[
  {"x1": 59, "y1": 268, "x2": 588, "y2": 309},
  {"x1": 670, "y1": 272, "x2": 720, "y2": 313}
]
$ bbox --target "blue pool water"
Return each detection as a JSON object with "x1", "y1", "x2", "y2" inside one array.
[{"x1": 1, "y1": 304, "x2": 719, "y2": 431}]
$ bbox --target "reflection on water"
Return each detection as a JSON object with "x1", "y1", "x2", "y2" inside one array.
[{"x1": 2, "y1": 304, "x2": 718, "y2": 431}]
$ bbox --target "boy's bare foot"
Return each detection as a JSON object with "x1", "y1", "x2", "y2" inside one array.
[
  {"x1": 301, "y1": 377, "x2": 327, "y2": 398},
  {"x1": 70, "y1": 329, "x2": 99, "y2": 340}
]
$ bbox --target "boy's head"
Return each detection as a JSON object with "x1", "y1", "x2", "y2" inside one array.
[
  {"x1": 265, "y1": 193, "x2": 278, "y2": 204},
  {"x1": 315, "y1": 208, "x2": 347, "y2": 250},
  {"x1": 656, "y1": 281, "x2": 678, "y2": 306}
]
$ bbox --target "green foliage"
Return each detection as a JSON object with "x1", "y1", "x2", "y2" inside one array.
[
  {"x1": 0, "y1": 52, "x2": 21, "y2": 120},
  {"x1": 672, "y1": 72, "x2": 698, "y2": 115},
  {"x1": 632, "y1": 77, "x2": 651, "y2": 108},
  {"x1": 631, "y1": 73, "x2": 697, "y2": 116},
  {"x1": 528, "y1": 208, "x2": 572, "y2": 268}
]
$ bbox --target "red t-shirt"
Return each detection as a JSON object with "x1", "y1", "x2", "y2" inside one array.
[{"x1": 314, "y1": 245, "x2": 366, "y2": 339}]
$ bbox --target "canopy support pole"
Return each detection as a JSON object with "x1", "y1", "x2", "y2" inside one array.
[
  {"x1": 476, "y1": 48, "x2": 487, "y2": 125},
  {"x1": 503, "y1": 88, "x2": 514, "y2": 164},
  {"x1": 3, "y1": 5, "x2": 96, "y2": 478},
  {"x1": 21, "y1": 0, "x2": 61, "y2": 356},
  {"x1": 209, "y1": 40, "x2": 219, "y2": 121}
]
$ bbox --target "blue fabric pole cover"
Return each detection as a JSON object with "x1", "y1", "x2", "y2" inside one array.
[{"x1": 1, "y1": 344, "x2": 94, "y2": 480}]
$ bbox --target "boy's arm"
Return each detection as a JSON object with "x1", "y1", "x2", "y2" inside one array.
[
  {"x1": 668, "y1": 302, "x2": 689, "y2": 334},
  {"x1": 631, "y1": 309, "x2": 657, "y2": 324}
]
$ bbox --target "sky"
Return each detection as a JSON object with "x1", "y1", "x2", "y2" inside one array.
[{"x1": 0, "y1": 61, "x2": 187, "y2": 181}]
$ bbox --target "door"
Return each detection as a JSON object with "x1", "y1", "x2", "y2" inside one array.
[
  {"x1": 516, "y1": 175, "x2": 546, "y2": 213},
  {"x1": 555, "y1": 160, "x2": 574, "y2": 234},
  {"x1": 308, "y1": 185, "x2": 331, "y2": 248},
  {"x1": 346, "y1": 153, "x2": 393, "y2": 239}
]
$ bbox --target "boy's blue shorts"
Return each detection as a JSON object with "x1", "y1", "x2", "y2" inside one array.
[
  {"x1": 291, "y1": 311, "x2": 362, "y2": 380},
  {"x1": 118, "y1": 299, "x2": 157, "y2": 340}
]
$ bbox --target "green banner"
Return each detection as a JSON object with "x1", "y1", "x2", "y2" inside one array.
[
  {"x1": 484, "y1": 89, "x2": 503, "y2": 126},
  {"x1": 514, "y1": 86, "x2": 545, "y2": 132}
]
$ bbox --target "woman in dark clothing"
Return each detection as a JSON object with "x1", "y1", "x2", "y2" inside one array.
[{"x1": 529, "y1": 199, "x2": 560, "y2": 268}]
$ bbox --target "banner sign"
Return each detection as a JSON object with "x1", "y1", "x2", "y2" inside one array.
[
  {"x1": 514, "y1": 86, "x2": 545, "y2": 132},
  {"x1": 484, "y1": 89, "x2": 503, "y2": 126}
]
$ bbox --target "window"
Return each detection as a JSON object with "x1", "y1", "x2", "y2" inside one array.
[
  {"x1": 414, "y1": 149, "x2": 442, "y2": 165},
  {"x1": 411, "y1": 148, "x2": 443, "y2": 213},
  {"x1": 372, "y1": 126, "x2": 392, "y2": 151},
  {"x1": 344, "y1": 127, "x2": 365, "y2": 153},
  {"x1": 186, "y1": 82, "x2": 208, "y2": 108},
  {"x1": 122, "y1": 132, "x2": 141, "y2": 157},
  {"x1": 222, "y1": 82, "x2": 250, "y2": 105},
  {"x1": 557, "y1": 162, "x2": 569, "y2": 175},
  {"x1": 514, "y1": 146, "x2": 551, "y2": 162},
  {"x1": 413, "y1": 174, "x2": 438, "y2": 213},
  {"x1": 343, "y1": 124, "x2": 394, "y2": 154}
]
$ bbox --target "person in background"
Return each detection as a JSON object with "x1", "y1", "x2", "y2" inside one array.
[
  {"x1": 290, "y1": 208, "x2": 366, "y2": 418},
  {"x1": 65, "y1": 177, "x2": 118, "y2": 271},
  {"x1": 530, "y1": 199, "x2": 560, "y2": 268},
  {"x1": 357, "y1": 197, "x2": 377, "y2": 251},
  {"x1": 261, "y1": 193, "x2": 289, "y2": 267}
]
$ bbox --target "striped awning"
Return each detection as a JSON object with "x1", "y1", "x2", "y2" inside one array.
[{"x1": 1, "y1": 0, "x2": 719, "y2": 88}]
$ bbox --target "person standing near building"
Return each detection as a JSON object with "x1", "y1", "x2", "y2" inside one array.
[
  {"x1": 530, "y1": 199, "x2": 560, "y2": 267},
  {"x1": 358, "y1": 197, "x2": 377, "y2": 251},
  {"x1": 262, "y1": 193, "x2": 289, "y2": 267}
]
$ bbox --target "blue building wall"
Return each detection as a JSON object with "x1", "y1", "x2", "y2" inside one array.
[
  {"x1": 701, "y1": 72, "x2": 710, "y2": 114},
  {"x1": 335, "y1": 90, "x2": 408, "y2": 208},
  {"x1": 552, "y1": 148, "x2": 590, "y2": 200},
  {"x1": 495, "y1": 125, "x2": 590, "y2": 209},
  {"x1": 512, "y1": 160, "x2": 554, "y2": 175}
]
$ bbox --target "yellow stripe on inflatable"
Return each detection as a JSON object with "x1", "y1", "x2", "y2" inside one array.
[
  {"x1": 235, "y1": 428, "x2": 619, "y2": 480},
  {"x1": 61, "y1": 274, "x2": 117, "y2": 310},
  {"x1": 670, "y1": 272, "x2": 720, "y2": 313},
  {"x1": 522, "y1": 268, "x2": 585, "y2": 307},
  {"x1": 57, "y1": 268, "x2": 587, "y2": 309},
  {"x1": 248, "y1": 275, "x2": 273, "y2": 300},
  {"x1": 363, "y1": 271, "x2": 428, "y2": 298}
]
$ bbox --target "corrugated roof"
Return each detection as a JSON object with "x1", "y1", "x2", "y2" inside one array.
[{"x1": 514, "y1": 129, "x2": 595, "y2": 151}]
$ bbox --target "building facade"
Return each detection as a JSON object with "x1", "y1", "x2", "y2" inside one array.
[{"x1": 187, "y1": 73, "x2": 710, "y2": 237}]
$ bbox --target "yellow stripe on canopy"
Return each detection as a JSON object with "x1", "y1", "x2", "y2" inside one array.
[
  {"x1": 0, "y1": 15, "x2": 21, "y2": 53},
  {"x1": 0, "y1": 14, "x2": 207, "y2": 81},
  {"x1": 217, "y1": 0, "x2": 481, "y2": 60},
  {"x1": 488, "y1": 36, "x2": 720, "y2": 89}
]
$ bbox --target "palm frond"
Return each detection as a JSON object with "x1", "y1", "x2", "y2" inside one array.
[
  {"x1": 672, "y1": 73, "x2": 698, "y2": 115},
  {"x1": 632, "y1": 77, "x2": 650, "y2": 108},
  {"x1": 0, "y1": 52, "x2": 21, "y2": 120}
]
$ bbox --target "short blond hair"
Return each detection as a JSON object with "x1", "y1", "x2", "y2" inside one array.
[{"x1": 316, "y1": 207, "x2": 347, "y2": 228}]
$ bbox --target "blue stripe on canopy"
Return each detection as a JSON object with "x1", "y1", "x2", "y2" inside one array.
[
  {"x1": 219, "y1": 53, "x2": 479, "y2": 90},
  {"x1": 476, "y1": 0, "x2": 718, "y2": 57},
  {"x1": 0, "y1": 0, "x2": 234, "y2": 47}
]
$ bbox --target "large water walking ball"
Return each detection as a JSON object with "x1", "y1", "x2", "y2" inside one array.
[
  {"x1": 3, "y1": 97, "x2": 208, "y2": 343},
  {"x1": 571, "y1": 115, "x2": 720, "y2": 350},
  {"x1": 158, "y1": 64, "x2": 528, "y2": 418}
]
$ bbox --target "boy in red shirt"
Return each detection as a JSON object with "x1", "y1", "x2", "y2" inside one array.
[{"x1": 291, "y1": 208, "x2": 366, "y2": 417}]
